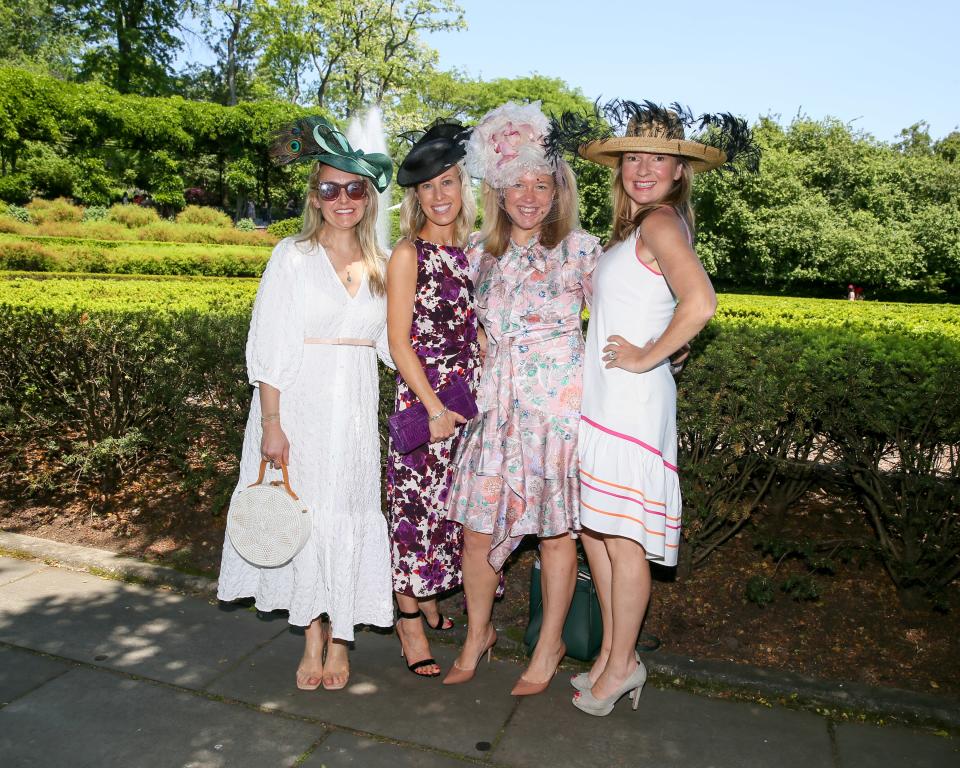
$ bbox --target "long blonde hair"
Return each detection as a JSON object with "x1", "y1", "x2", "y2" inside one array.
[
  {"x1": 399, "y1": 163, "x2": 476, "y2": 247},
  {"x1": 298, "y1": 162, "x2": 387, "y2": 295},
  {"x1": 607, "y1": 157, "x2": 694, "y2": 250},
  {"x1": 478, "y1": 160, "x2": 580, "y2": 258}
]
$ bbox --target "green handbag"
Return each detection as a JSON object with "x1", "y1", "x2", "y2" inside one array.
[{"x1": 524, "y1": 557, "x2": 603, "y2": 662}]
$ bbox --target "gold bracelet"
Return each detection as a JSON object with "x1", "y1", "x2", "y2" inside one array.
[{"x1": 260, "y1": 413, "x2": 281, "y2": 424}]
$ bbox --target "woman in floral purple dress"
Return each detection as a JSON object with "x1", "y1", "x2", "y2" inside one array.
[{"x1": 386, "y1": 120, "x2": 480, "y2": 677}]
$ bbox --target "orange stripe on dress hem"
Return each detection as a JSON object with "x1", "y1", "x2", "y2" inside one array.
[
  {"x1": 579, "y1": 468, "x2": 667, "y2": 507},
  {"x1": 581, "y1": 500, "x2": 680, "y2": 545},
  {"x1": 580, "y1": 479, "x2": 678, "y2": 522}
]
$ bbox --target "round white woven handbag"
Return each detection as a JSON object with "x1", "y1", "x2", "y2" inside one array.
[{"x1": 226, "y1": 460, "x2": 310, "y2": 568}]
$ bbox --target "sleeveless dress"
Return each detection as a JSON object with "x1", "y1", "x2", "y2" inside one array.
[
  {"x1": 578, "y1": 228, "x2": 683, "y2": 565},
  {"x1": 217, "y1": 237, "x2": 394, "y2": 640},
  {"x1": 447, "y1": 231, "x2": 601, "y2": 571},
  {"x1": 386, "y1": 238, "x2": 481, "y2": 597}
]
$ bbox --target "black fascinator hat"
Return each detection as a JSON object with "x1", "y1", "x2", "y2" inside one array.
[{"x1": 396, "y1": 118, "x2": 472, "y2": 187}]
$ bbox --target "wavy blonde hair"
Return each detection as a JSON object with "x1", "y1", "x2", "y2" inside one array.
[
  {"x1": 607, "y1": 156, "x2": 695, "y2": 250},
  {"x1": 298, "y1": 162, "x2": 387, "y2": 295},
  {"x1": 398, "y1": 163, "x2": 476, "y2": 247},
  {"x1": 478, "y1": 160, "x2": 579, "y2": 258}
]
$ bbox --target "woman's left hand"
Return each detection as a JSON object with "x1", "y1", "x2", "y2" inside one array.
[{"x1": 602, "y1": 335, "x2": 658, "y2": 373}]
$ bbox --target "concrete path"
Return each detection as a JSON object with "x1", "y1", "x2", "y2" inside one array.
[{"x1": 0, "y1": 554, "x2": 956, "y2": 767}]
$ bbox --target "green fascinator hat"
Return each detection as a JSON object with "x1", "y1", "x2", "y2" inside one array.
[{"x1": 270, "y1": 116, "x2": 393, "y2": 193}]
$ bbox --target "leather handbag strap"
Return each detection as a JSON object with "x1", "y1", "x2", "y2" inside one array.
[{"x1": 251, "y1": 459, "x2": 300, "y2": 500}]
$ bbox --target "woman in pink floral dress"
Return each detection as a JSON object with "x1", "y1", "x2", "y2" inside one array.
[{"x1": 443, "y1": 102, "x2": 601, "y2": 695}]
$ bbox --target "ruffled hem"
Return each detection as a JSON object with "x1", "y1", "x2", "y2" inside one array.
[
  {"x1": 446, "y1": 413, "x2": 580, "y2": 571},
  {"x1": 217, "y1": 508, "x2": 394, "y2": 640},
  {"x1": 577, "y1": 419, "x2": 681, "y2": 566}
]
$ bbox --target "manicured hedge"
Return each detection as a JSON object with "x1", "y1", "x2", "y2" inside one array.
[
  {"x1": 0, "y1": 235, "x2": 271, "y2": 277},
  {"x1": 0, "y1": 276, "x2": 956, "y2": 602}
]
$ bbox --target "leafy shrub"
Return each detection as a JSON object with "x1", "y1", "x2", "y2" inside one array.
[
  {"x1": 821, "y1": 333, "x2": 960, "y2": 608},
  {"x1": 267, "y1": 217, "x2": 302, "y2": 239},
  {"x1": 235, "y1": 218, "x2": 255, "y2": 231},
  {"x1": 0, "y1": 241, "x2": 55, "y2": 271},
  {"x1": 3, "y1": 205, "x2": 31, "y2": 223},
  {"x1": 82, "y1": 206, "x2": 109, "y2": 223},
  {"x1": 0, "y1": 174, "x2": 32, "y2": 205},
  {"x1": 27, "y1": 197, "x2": 84, "y2": 224},
  {"x1": 177, "y1": 205, "x2": 232, "y2": 228},
  {"x1": 108, "y1": 204, "x2": 160, "y2": 228},
  {"x1": 24, "y1": 149, "x2": 75, "y2": 199}
]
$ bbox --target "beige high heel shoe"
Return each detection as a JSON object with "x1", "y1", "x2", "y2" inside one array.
[
  {"x1": 570, "y1": 651, "x2": 643, "y2": 693},
  {"x1": 571, "y1": 662, "x2": 647, "y2": 716},
  {"x1": 442, "y1": 628, "x2": 497, "y2": 685}
]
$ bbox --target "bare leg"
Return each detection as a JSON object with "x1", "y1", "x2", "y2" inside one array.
[
  {"x1": 590, "y1": 536, "x2": 650, "y2": 700},
  {"x1": 322, "y1": 622, "x2": 350, "y2": 691},
  {"x1": 296, "y1": 617, "x2": 325, "y2": 690},
  {"x1": 451, "y1": 527, "x2": 499, "y2": 670},
  {"x1": 580, "y1": 528, "x2": 614, "y2": 684},
  {"x1": 521, "y1": 533, "x2": 577, "y2": 683},
  {"x1": 396, "y1": 592, "x2": 439, "y2": 676}
]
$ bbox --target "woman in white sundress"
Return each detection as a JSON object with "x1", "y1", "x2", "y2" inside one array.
[
  {"x1": 217, "y1": 117, "x2": 395, "y2": 692},
  {"x1": 558, "y1": 99, "x2": 758, "y2": 715}
]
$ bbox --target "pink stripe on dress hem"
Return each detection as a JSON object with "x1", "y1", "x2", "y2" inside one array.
[
  {"x1": 580, "y1": 479, "x2": 680, "y2": 526},
  {"x1": 579, "y1": 468, "x2": 667, "y2": 508},
  {"x1": 581, "y1": 500, "x2": 680, "y2": 546},
  {"x1": 580, "y1": 415, "x2": 679, "y2": 472}
]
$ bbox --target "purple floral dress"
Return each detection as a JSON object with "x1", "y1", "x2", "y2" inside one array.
[{"x1": 386, "y1": 238, "x2": 481, "y2": 597}]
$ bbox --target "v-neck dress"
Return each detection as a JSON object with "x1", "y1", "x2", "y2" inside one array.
[
  {"x1": 446, "y1": 230, "x2": 601, "y2": 571},
  {"x1": 217, "y1": 236, "x2": 394, "y2": 639}
]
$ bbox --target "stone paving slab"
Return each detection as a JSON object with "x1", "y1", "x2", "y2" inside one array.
[
  {"x1": 0, "y1": 564, "x2": 284, "y2": 687},
  {"x1": 0, "y1": 557, "x2": 46, "y2": 587},
  {"x1": 835, "y1": 722, "x2": 960, "y2": 768},
  {"x1": 0, "y1": 645, "x2": 72, "y2": 706},
  {"x1": 495, "y1": 675, "x2": 832, "y2": 768},
  {"x1": 303, "y1": 731, "x2": 474, "y2": 767},
  {"x1": 208, "y1": 628, "x2": 519, "y2": 757},
  {"x1": 0, "y1": 667, "x2": 322, "y2": 768}
]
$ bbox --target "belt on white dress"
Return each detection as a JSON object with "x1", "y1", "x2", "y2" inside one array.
[{"x1": 304, "y1": 337, "x2": 375, "y2": 347}]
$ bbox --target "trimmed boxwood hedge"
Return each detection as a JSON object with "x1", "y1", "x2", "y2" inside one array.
[{"x1": 0, "y1": 278, "x2": 956, "y2": 602}]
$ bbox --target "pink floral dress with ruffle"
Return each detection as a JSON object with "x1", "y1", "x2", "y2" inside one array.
[{"x1": 446, "y1": 229, "x2": 601, "y2": 570}]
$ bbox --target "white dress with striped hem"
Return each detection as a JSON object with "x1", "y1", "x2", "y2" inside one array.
[{"x1": 578, "y1": 229, "x2": 682, "y2": 565}]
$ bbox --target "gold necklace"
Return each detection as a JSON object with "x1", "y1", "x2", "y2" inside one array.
[{"x1": 322, "y1": 240, "x2": 359, "y2": 284}]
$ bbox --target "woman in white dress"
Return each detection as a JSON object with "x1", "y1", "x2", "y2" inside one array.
[
  {"x1": 559, "y1": 100, "x2": 758, "y2": 715},
  {"x1": 218, "y1": 117, "x2": 395, "y2": 692}
]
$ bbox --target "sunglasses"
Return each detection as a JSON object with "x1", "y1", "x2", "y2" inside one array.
[{"x1": 315, "y1": 180, "x2": 367, "y2": 202}]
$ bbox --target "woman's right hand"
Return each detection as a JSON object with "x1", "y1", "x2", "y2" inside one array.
[
  {"x1": 428, "y1": 408, "x2": 467, "y2": 442},
  {"x1": 260, "y1": 422, "x2": 290, "y2": 468}
]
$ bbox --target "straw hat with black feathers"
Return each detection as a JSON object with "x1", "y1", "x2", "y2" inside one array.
[{"x1": 549, "y1": 99, "x2": 760, "y2": 174}]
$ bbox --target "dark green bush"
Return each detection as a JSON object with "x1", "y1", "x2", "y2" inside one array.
[{"x1": 0, "y1": 174, "x2": 32, "y2": 205}]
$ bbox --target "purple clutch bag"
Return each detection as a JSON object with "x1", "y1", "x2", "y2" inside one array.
[{"x1": 388, "y1": 375, "x2": 478, "y2": 454}]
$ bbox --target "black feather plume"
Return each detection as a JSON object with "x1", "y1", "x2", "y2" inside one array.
[
  {"x1": 694, "y1": 112, "x2": 761, "y2": 174},
  {"x1": 546, "y1": 101, "x2": 613, "y2": 160},
  {"x1": 601, "y1": 99, "x2": 760, "y2": 174}
]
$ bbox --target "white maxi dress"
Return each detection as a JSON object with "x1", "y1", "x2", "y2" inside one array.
[
  {"x1": 217, "y1": 236, "x2": 394, "y2": 639},
  {"x1": 578, "y1": 230, "x2": 683, "y2": 566}
]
